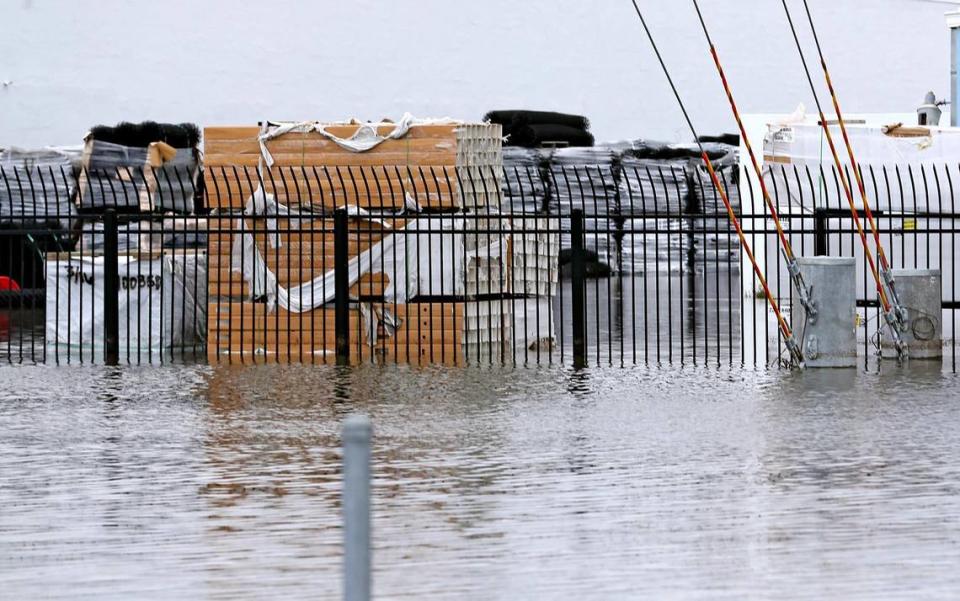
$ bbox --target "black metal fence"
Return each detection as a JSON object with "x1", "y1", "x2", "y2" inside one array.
[{"x1": 1, "y1": 162, "x2": 958, "y2": 368}]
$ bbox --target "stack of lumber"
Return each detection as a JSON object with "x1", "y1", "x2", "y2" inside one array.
[
  {"x1": 207, "y1": 301, "x2": 467, "y2": 366},
  {"x1": 206, "y1": 213, "x2": 400, "y2": 364},
  {"x1": 203, "y1": 121, "x2": 503, "y2": 211},
  {"x1": 206, "y1": 215, "x2": 400, "y2": 300},
  {"x1": 205, "y1": 119, "x2": 517, "y2": 365},
  {"x1": 205, "y1": 118, "x2": 562, "y2": 366}
]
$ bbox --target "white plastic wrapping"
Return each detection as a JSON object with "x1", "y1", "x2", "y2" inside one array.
[
  {"x1": 258, "y1": 113, "x2": 463, "y2": 167},
  {"x1": 230, "y1": 189, "x2": 465, "y2": 313},
  {"x1": 45, "y1": 253, "x2": 207, "y2": 361}
]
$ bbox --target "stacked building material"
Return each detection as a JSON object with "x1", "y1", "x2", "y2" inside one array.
[
  {"x1": 203, "y1": 119, "x2": 503, "y2": 211},
  {"x1": 0, "y1": 147, "x2": 78, "y2": 227},
  {"x1": 501, "y1": 147, "x2": 548, "y2": 214},
  {"x1": 549, "y1": 147, "x2": 620, "y2": 265},
  {"x1": 44, "y1": 250, "x2": 207, "y2": 362},
  {"x1": 485, "y1": 110, "x2": 594, "y2": 149},
  {"x1": 206, "y1": 118, "x2": 559, "y2": 365},
  {"x1": 690, "y1": 163, "x2": 740, "y2": 265},
  {"x1": 500, "y1": 139, "x2": 740, "y2": 275},
  {"x1": 618, "y1": 155, "x2": 690, "y2": 272},
  {"x1": 0, "y1": 148, "x2": 79, "y2": 294},
  {"x1": 29, "y1": 125, "x2": 206, "y2": 358},
  {"x1": 77, "y1": 122, "x2": 200, "y2": 214}
]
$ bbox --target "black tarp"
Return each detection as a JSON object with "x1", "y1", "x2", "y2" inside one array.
[{"x1": 511, "y1": 124, "x2": 596, "y2": 149}]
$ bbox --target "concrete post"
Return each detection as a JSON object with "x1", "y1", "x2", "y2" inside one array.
[
  {"x1": 343, "y1": 414, "x2": 371, "y2": 601},
  {"x1": 883, "y1": 269, "x2": 943, "y2": 359},
  {"x1": 792, "y1": 257, "x2": 858, "y2": 368}
]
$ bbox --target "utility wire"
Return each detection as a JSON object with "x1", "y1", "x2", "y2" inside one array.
[
  {"x1": 782, "y1": 0, "x2": 909, "y2": 359},
  {"x1": 627, "y1": 0, "x2": 804, "y2": 367}
]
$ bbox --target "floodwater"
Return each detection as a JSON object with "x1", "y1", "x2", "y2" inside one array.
[{"x1": 2, "y1": 361, "x2": 959, "y2": 600}]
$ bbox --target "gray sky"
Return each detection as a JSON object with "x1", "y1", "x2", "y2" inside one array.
[{"x1": 1, "y1": 0, "x2": 957, "y2": 146}]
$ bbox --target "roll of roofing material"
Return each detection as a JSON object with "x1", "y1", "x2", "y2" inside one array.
[
  {"x1": 484, "y1": 111, "x2": 591, "y2": 137},
  {"x1": 87, "y1": 122, "x2": 200, "y2": 149},
  {"x1": 510, "y1": 124, "x2": 595, "y2": 149}
]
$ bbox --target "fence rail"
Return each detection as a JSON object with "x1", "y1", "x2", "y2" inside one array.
[{"x1": 1, "y1": 162, "x2": 958, "y2": 369}]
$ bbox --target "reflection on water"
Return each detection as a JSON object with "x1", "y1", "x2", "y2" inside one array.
[{"x1": 2, "y1": 363, "x2": 959, "y2": 600}]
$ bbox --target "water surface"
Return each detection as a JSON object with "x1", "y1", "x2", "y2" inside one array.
[{"x1": 2, "y1": 362, "x2": 959, "y2": 599}]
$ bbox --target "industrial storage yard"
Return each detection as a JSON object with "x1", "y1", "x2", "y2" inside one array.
[{"x1": 3, "y1": 1, "x2": 960, "y2": 600}]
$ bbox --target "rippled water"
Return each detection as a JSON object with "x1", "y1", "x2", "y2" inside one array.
[{"x1": 2, "y1": 362, "x2": 960, "y2": 600}]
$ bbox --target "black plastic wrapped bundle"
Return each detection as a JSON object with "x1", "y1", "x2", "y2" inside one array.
[
  {"x1": 88, "y1": 122, "x2": 200, "y2": 149},
  {"x1": 617, "y1": 155, "x2": 690, "y2": 272},
  {"x1": 78, "y1": 141, "x2": 148, "y2": 211},
  {"x1": 152, "y1": 149, "x2": 199, "y2": 214},
  {"x1": 79, "y1": 122, "x2": 200, "y2": 214},
  {"x1": 548, "y1": 147, "x2": 619, "y2": 264},
  {"x1": 485, "y1": 110, "x2": 594, "y2": 148},
  {"x1": 484, "y1": 110, "x2": 590, "y2": 136},
  {"x1": 501, "y1": 147, "x2": 547, "y2": 214},
  {"x1": 511, "y1": 124, "x2": 595, "y2": 148},
  {"x1": 0, "y1": 148, "x2": 78, "y2": 232},
  {"x1": 618, "y1": 156, "x2": 689, "y2": 216},
  {"x1": 690, "y1": 162, "x2": 740, "y2": 265}
]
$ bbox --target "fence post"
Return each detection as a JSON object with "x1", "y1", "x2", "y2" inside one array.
[
  {"x1": 571, "y1": 209, "x2": 587, "y2": 368},
  {"x1": 814, "y1": 208, "x2": 828, "y2": 257},
  {"x1": 103, "y1": 209, "x2": 120, "y2": 366},
  {"x1": 334, "y1": 208, "x2": 350, "y2": 365},
  {"x1": 343, "y1": 414, "x2": 372, "y2": 601}
]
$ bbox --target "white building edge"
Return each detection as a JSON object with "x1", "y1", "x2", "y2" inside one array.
[{"x1": 736, "y1": 10, "x2": 960, "y2": 302}]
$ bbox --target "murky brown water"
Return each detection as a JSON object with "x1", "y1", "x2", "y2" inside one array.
[{"x1": 1, "y1": 362, "x2": 959, "y2": 600}]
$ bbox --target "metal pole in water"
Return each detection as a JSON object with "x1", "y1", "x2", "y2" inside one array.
[
  {"x1": 626, "y1": 0, "x2": 804, "y2": 367},
  {"x1": 343, "y1": 414, "x2": 371, "y2": 601},
  {"x1": 571, "y1": 209, "x2": 587, "y2": 368},
  {"x1": 103, "y1": 208, "x2": 120, "y2": 366},
  {"x1": 334, "y1": 208, "x2": 351, "y2": 365}
]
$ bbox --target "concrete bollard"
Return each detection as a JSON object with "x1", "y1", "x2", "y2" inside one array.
[
  {"x1": 343, "y1": 414, "x2": 372, "y2": 601},
  {"x1": 792, "y1": 257, "x2": 858, "y2": 368},
  {"x1": 883, "y1": 269, "x2": 943, "y2": 359}
]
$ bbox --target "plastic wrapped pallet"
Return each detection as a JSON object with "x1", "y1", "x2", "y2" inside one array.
[
  {"x1": 77, "y1": 131, "x2": 199, "y2": 214},
  {"x1": 549, "y1": 147, "x2": 619, "y2": 265},
  {"x1": 501, "y1": 147, "x2": 547, "y2": 214},
  {"x1": 690, "y1": 164, "x2": 740, "y2": 265},
  {"x1": 0, "y1": 147, "x2": 78, "y2": 230},
  {"x1": 45, "y1": 252, "x2": 207, "y2": 361}
]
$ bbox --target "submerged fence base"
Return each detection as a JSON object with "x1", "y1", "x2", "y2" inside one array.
[{"x1": 2, "y1": 162, "x2": 960, "y2": 368}]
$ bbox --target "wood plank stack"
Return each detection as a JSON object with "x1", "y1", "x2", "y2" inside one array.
[
  {"x1": 207, "y1": 301, "x2": 467, "y2": 366},
  {"x1": 205, "y1": 119, "x2": 513, "y2": 365},
  {"x1": 203, "y1": 122, "x2": 503, "y2": 211}
]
